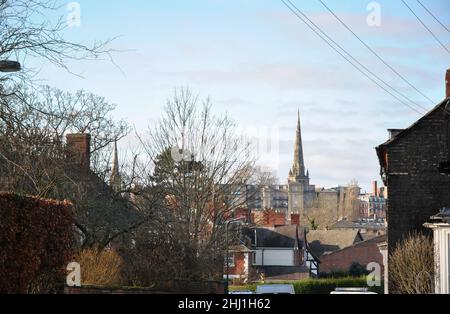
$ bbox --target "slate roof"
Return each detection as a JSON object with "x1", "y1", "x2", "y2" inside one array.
[
  {"x1": 242, "y1": 225, "x2": 304, "y2": 249},
  {"x1": 330, "y1": 220, "x2": 386, "y2": 231},
  {"x1": 376, "y1": 98, "x2": 449, "y2": 148},
  {"x1": 229, "y1": 244, "x2": 253, "y2": 253},
  {"x1": 429, "y1": 207, "x2": 450, "y2": 224},
  {"x1": 306, "y1": 230, "x2": 363, "y2": 257},
  {"x1": 321, "y1": 234, "x2": 387, "y2": 257}
]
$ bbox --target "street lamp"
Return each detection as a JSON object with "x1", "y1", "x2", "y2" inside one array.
[
  {"x1": 0, "y1": 60, "x2": 21, "y2": 73},
  {"x1": 224, "y1": 216, "x2": 246, "y2": 294}
]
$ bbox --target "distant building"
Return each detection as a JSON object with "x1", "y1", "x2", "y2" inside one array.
[
  {"x1": 226, "y1": 224, "x2": 318, "y2": 282},
  {"x1": 227, "y1": 219, "x2": 385, "y2": 282},
  {"x1": 319, "y1": 235, "x2": 386, "y2": 275},
  {"x1": 330, "y1": 219, "x2": 386, "y2": 241},
  {"x1": 358, "y1": 181, "x2": 387, "y2": 219},
  {"x1": 242, "y1": 111, "x2": 361, "y2": 225},
  {"x1": 358, "y1": 194, "x2": 386, "y2": 219},
  {"x1": 306, "y1": 229, "x2": 363, "y2": 258}
]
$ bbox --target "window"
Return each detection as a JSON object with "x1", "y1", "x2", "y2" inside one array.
[{"x1": 225, "y1": 255, "x2": 235, "y2": 267}]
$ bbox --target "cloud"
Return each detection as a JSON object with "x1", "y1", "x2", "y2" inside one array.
[{"x1": 162, "y1": 62, "x2": 374, "y2": 91}]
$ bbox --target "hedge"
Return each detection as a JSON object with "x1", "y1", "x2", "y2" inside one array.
[
  {"x1": 230, "y1": 277, "x2": 383, "y2": 294},
  {"x1": 0, "y1": 193, "x2": 74, "y2": 293}
]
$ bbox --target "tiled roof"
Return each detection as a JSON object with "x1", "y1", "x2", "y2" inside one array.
[
  {"x1": 306, "y1": 230, "x2": 363, "y2": 257},
  {"x1": 330, "y1": 220, "x2": 386, "y2": 230},
  {"x1": 321, "y1": 235, "x2": 387, "y2": 256},
  {"x1": 229, "y1": 244, "x2": 253, "y2": 253}
]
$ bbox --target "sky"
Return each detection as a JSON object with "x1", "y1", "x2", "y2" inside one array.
[{"x1": 28, "y1": 0, "x2": 450, "y2": 192}]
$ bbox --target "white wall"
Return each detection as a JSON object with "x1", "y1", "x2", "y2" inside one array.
[{"x1": 254, "y1": 249, "x2": 294, "y2": 266}]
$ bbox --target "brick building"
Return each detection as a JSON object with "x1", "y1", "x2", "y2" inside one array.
[
  {"x1": 376, "y1": 69, "x2": 450, "y2": 253},
  {"x1": 227, "y1": 224, "x2": 320, "y2": 282},
  {"x1": 319, "y1": 235, "x2": 386, "y2": 274},
  {"x1": 358, "y1": 180, "x2": 387, "y2": 219}
]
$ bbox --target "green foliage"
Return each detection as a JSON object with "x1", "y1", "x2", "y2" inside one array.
[
  {"x1": 230, "y1": 277, "x2": 383, "y2": 294},
  {"x1": 305, "y1": 215, "x2": 318, "y2": 230},
  {"x1": 349, "y1": 262, "x2": 370, "y2": 277},
  {"x1": 319, "y1": 270, "x2": 350, "y2": 278},
  {"x1": 319, "y1": 262, "x2": 370, "y2": 279}
]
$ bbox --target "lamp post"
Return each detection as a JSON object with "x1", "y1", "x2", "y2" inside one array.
[
  {"x1": 0, "y1": 60, "x2": 21, "y2": 73},
  {"x1": 224, "y1": 216, "x2": 246, "y2": 294},
  {"x1": 0, "y1": 60, "x2": 21, "y2": 107}
]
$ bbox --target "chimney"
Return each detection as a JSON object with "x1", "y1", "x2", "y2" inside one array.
[
  {"x1": 66, "y1": 133, "x2": 91, "y2": 174},
  {"x1": 446, "y1": 69, "x2": 450, "y2": 99},
  {"x1": 388, "y1": 129, "x2": 404, "y2": 139},
  {"x1": 371, "y1": 180, "x2": 378, "y2": 196},
  {"x1": 290, "y1": 214, "x2": 300, "y2": 226}
]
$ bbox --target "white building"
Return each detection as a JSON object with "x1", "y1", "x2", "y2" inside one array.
[{"x1": 424, "y1": 208, "x2": 450, "y2": 294}]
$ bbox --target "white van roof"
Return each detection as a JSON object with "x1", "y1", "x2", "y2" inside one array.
[{"x1": 256, "y1": 284, "x2": 295, "y2": 294}]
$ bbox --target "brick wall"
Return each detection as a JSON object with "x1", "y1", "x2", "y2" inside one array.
[
  {"x1": 252, "y1": 210, "x2": 286, "y2": 227},
  {"x1": 63, "y1": 280, "x2": 225, "y2": 294},
  {"x1": 228, "y1": 252, "x2": 247, "y2": 277},
  {"x1": 382, "y1": 104, "x2": 450, "y2": 252},
  {"x1": 235, "y1": 208, "x2": 251, "y2": 223},
  {"x1": 290, "y1": 214, "x2": 300, "y2": 225},
  {"x1": 319, "y1": 236, "x2": 385, "y2": 274}
]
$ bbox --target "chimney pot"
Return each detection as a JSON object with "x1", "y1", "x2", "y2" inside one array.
[
  {"x1": 372, "y1": 181, "x2": 378, "y2": 196},
  {"x1": 290, "y1": 214, "x2": 300, "y2": 226},
  {"x1": 388, "y1": 129, "x2": 404, "y2": 139}
]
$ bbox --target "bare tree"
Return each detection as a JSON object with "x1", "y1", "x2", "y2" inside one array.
[
  {"x1": 130, "y1": 88, "x2": 256, "y2": 280},
  {"x1": 0, "y1": 0, "x2": 114, "y2": 73},
  {"x1": 0, "y1": 85, "x2": 136, "y2": 249},
  {"x1": 389, "y1": 231, "x2": 434, "y2": 294},
  {"x1": 248, "y1": 166, "x2": 279, "y2": 186},
  {"x1": 0, "y1": 0, "x2": 116, "y2": 114}
]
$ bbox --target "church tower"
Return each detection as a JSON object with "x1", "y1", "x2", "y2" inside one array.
[
  {"x1": 288, "y1": 110, "x2": 307, "y2": 182},
  {"x1": 287, "y1": 111, "x2": 313, "y2": 221},
  {"x1": 110, "y1": 139, "x2": 121, "y2": 192}
]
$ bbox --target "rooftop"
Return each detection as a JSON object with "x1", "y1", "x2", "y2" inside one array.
[{"x1": 306, "y1": 229, "x2": 363, "y2": 257}]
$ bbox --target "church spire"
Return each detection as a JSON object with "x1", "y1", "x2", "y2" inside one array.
[
  {"x1": 110, "y1": 139, "x2": 121, "y2": 191},
  {"x1": 290, "y1": 110, "x2": 306, "y2": 179}
]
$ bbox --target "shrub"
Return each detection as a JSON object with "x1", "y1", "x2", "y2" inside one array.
[
  {"x1": 74, "y1": 248, "x2": 123, "y2": 286},
  {"x1": 292, "y1": 277, "x2": 382, "y2": 294},
  {"x1": 349, "y1": 262, "x2": 369, "y2": 277},
  {"x1": 319, "y1": 270, "x2": 351, "y2": 278},
  {"x1": 0, "y1": 193, "x2": 74, "y2": 293},
  {"x1": 319, "y1": 263, "x2": 370, "y2": 279},
  {"x1": 389, "y1": 231, "x2": 434, "y2": 294}
]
